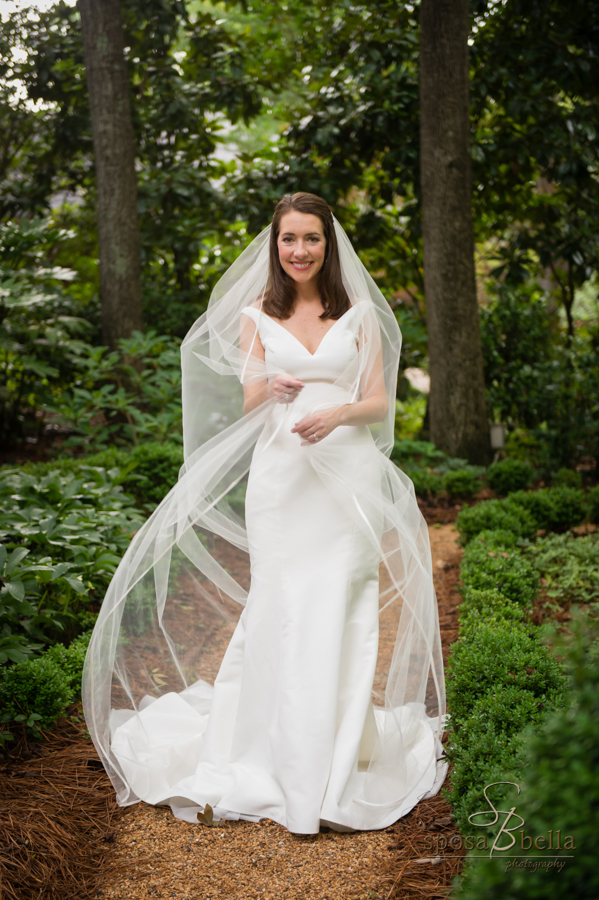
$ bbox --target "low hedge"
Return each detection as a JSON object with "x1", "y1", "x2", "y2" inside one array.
[
  {"x1": 448, "y1": 685, "x2": 550, "y2": 825},
  {"x1": 45, "y1": 631, "x2": 92, "y2": 696},
  {"x1": 509, "y1": 486, "x2": 587, "y2": 533},
  {"x1": 458, "y1": 587, "x2": 526, "y2": 630},
  {"x1": 456, "y1": 499, "x2": 537, "y2": 544},
  {"x1": 460, "y1": 540, "x2": 539, "y2": 606},
  {"x1": 0, "y1": 631, "x2": 91, "y2": 744},
  {"x1": 455, "y1": 616, "x2": 599, "y2": 899},
  {"x1": 447, "y1": 479, "x2": 598, "y2": 899},
  {"x1": 444, "y1": 469, "x2": 483, "y2": 499},
  {"x1": 486, "y1": 458, "x2": 534, "y2": 495},
  {"x1": 456, "y1": 485, "x2": 588, "y2": 545},
  {"x1": 0, "y1": 656, "x2": 71, "y2": 737},
  {"x1": 446, "y1": 513, "x2": 569, "y2": 841},
  {"x1": 446, "y1": 621, "x2": 566, "y2": 731}
]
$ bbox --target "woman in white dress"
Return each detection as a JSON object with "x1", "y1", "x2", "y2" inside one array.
[{"x1": 82, "y1": 192, "x2": 446, "y2": 834}]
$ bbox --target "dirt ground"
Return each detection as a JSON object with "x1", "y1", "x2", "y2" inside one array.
[{"x1": 98, "y1": 517, "x2": 465, "y2": 900}]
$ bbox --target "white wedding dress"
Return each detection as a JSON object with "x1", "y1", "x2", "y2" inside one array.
[{"x1": 107, "y1": 301, "x2": 446, "y2": 833}]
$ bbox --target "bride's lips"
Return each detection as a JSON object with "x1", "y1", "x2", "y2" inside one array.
[{"x1": 290, "y1": 261, "x2": 314, "y2": 270}]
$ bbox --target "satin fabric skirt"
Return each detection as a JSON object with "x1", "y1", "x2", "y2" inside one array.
[{"x1": 110, "y1": 384, "x2": 440, "y2": 832}]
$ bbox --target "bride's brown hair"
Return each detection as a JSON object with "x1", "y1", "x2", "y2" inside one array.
[{"x1": 264, "y1": 192, "x2": 352, "y2": 320}]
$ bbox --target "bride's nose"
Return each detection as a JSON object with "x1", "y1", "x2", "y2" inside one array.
[{"x1": 292, "y1": 242, "x2": 309, "y2": 259}]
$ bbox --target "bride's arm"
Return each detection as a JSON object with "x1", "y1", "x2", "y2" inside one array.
[
  {"x1": 240, "y1": 316, "x2": 269, "y2": 414},
  {"x1": 336, "y1": 336, "x2": 388, "y2": 425},
  {"x1": 240, "y1": 313, "x2": 304, "y2": 414}
]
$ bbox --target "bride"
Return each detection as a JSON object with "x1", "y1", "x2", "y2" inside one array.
[{"x1": 82, "y1": 192, "x2": 446, "y2": 835}]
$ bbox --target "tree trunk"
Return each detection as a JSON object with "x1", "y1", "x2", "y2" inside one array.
[
  {"x1": 419, "y1": 0, "x2": 489, "y2": 463},
  {"x1": 78, "y1": 0, "x2": 143, "y2": 347}
]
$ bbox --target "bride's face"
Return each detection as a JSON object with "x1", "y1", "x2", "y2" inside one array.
[{"x1": 277, "y1": 211, "x2": 326, "y2": 285}]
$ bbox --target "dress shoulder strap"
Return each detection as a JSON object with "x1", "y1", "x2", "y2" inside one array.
[{"x1": 240, "y1": 306, "x2": 261, "y2": 324}]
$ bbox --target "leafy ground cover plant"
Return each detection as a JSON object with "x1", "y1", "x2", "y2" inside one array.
[
  {"x1": 20, "y1": 441, "x2": 184, "y2": 508},
  {"x1": 391, "y1": 438, "x2": 485, "y2": 498},
  {"x1": 46, "y1": 330, "x2": 183, "y2": 451},
  {"x1": 0, "y1": 545, "x2": 83, "y2": 664},
  {"x1": 0, "y1": 218, "x2": 92, "y2": 448},
  {"x1": 522, "y1": 532, "x2": 599, "y2": 609},
  {"x1": 0, "y1": 466, "x2": 142, "y2": 656}
]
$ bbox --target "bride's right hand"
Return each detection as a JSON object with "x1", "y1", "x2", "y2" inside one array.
[{"x1": 268, "y1": 374, "x2": 305, "y2": 404}]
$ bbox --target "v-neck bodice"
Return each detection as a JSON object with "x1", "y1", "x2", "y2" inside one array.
[{"x1": 241, "y1": 301, "x2": 366, "y2": 383}]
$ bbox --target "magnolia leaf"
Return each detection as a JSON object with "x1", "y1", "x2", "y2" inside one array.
[
  {"x1": 6, "y1": 580, "x2": 25, "y2": 602},
  {"x1": 197, "y1": 804, "x2": 214, "y2": 826},
  {"x1": 6, "y1": 546, "x2": 30, "y2": 575}
]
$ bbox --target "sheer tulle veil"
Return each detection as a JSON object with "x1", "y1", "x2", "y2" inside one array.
[{"x1": 82, "y1": 213, "x2": 447, "y2": 824}]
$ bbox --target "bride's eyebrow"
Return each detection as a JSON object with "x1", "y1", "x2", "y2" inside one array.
[{"x1": 280, "y1": 231, "x2": 323, "y2": 237}]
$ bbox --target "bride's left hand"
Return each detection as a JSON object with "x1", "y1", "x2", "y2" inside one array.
[{"x1": 291, "y1": 407, "x2": 342, "y2": 446}]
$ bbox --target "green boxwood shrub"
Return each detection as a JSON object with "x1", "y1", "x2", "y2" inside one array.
[
  {"x1": 465, "y1": 529, "x2": 520, "y2": 550},
  {"x1": 0, "y1": 655, "x2": 71, "y2": 732},
  {"x1": 402, "y1": 464, "x2": 445, "y2": 497},
  {"x1": 448, "y1": 733, "x2": 529, "y2": 835},
  {"x1": 446, "y1": 621, "x2": 567, "y2": 729},
  {"x1": 445, "y1": 469, "x2": 483, "y2": 498},
  {"x1": 552, "y1": 466, "x2": 583, "y2": 489},
  {"x1": 486, "y1": 458, "x2": 534, "y2": 495},
  {"x1": 454, "y1": 618, "x2": 599, "y2": 900},
  {"x1": 45, "y1": 630, "x2": 92, "y2": 696},
  {"x1": 457, "y1": 499, "x2": 537, "y2": 544},
  {"x1": 461, "y1": 544, "x2": 539, "y2": 606},
  {"x1": 509, "y1": 486, "x2": 586, "y2": 532},
  {"x1": 448, "y1": 686, "x2": 556, "y2": 826},
  {"x1": 459, "y1": 587, "x2": 526, "y2": 630},
  {"x1": 588, "y1": 485, "x2": 599, "y2": 524}
]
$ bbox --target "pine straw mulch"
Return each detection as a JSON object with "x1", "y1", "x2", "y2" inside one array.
[{"x1": 0, "y1": 712, "x2": 127, "y2": 900}]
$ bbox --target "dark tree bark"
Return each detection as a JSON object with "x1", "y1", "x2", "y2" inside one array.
[
  {"x1": 419, "y1": 0, "x2": 489, "y2": 463},
  {"x1": 78, "y1": 0, "x2": 143, "y2": 347}
]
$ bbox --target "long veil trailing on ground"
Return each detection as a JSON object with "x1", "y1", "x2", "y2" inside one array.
[{"x1": 82, "y1": 217, "x2": 447, "y2": 829}]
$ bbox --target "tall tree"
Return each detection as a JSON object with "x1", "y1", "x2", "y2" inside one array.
[
  {"x1": 419, "y1": 0, "x2": 489, "y2": 463},
  {"x1": 78, "y1": 0, "x2": 143, "y2": 346}
]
